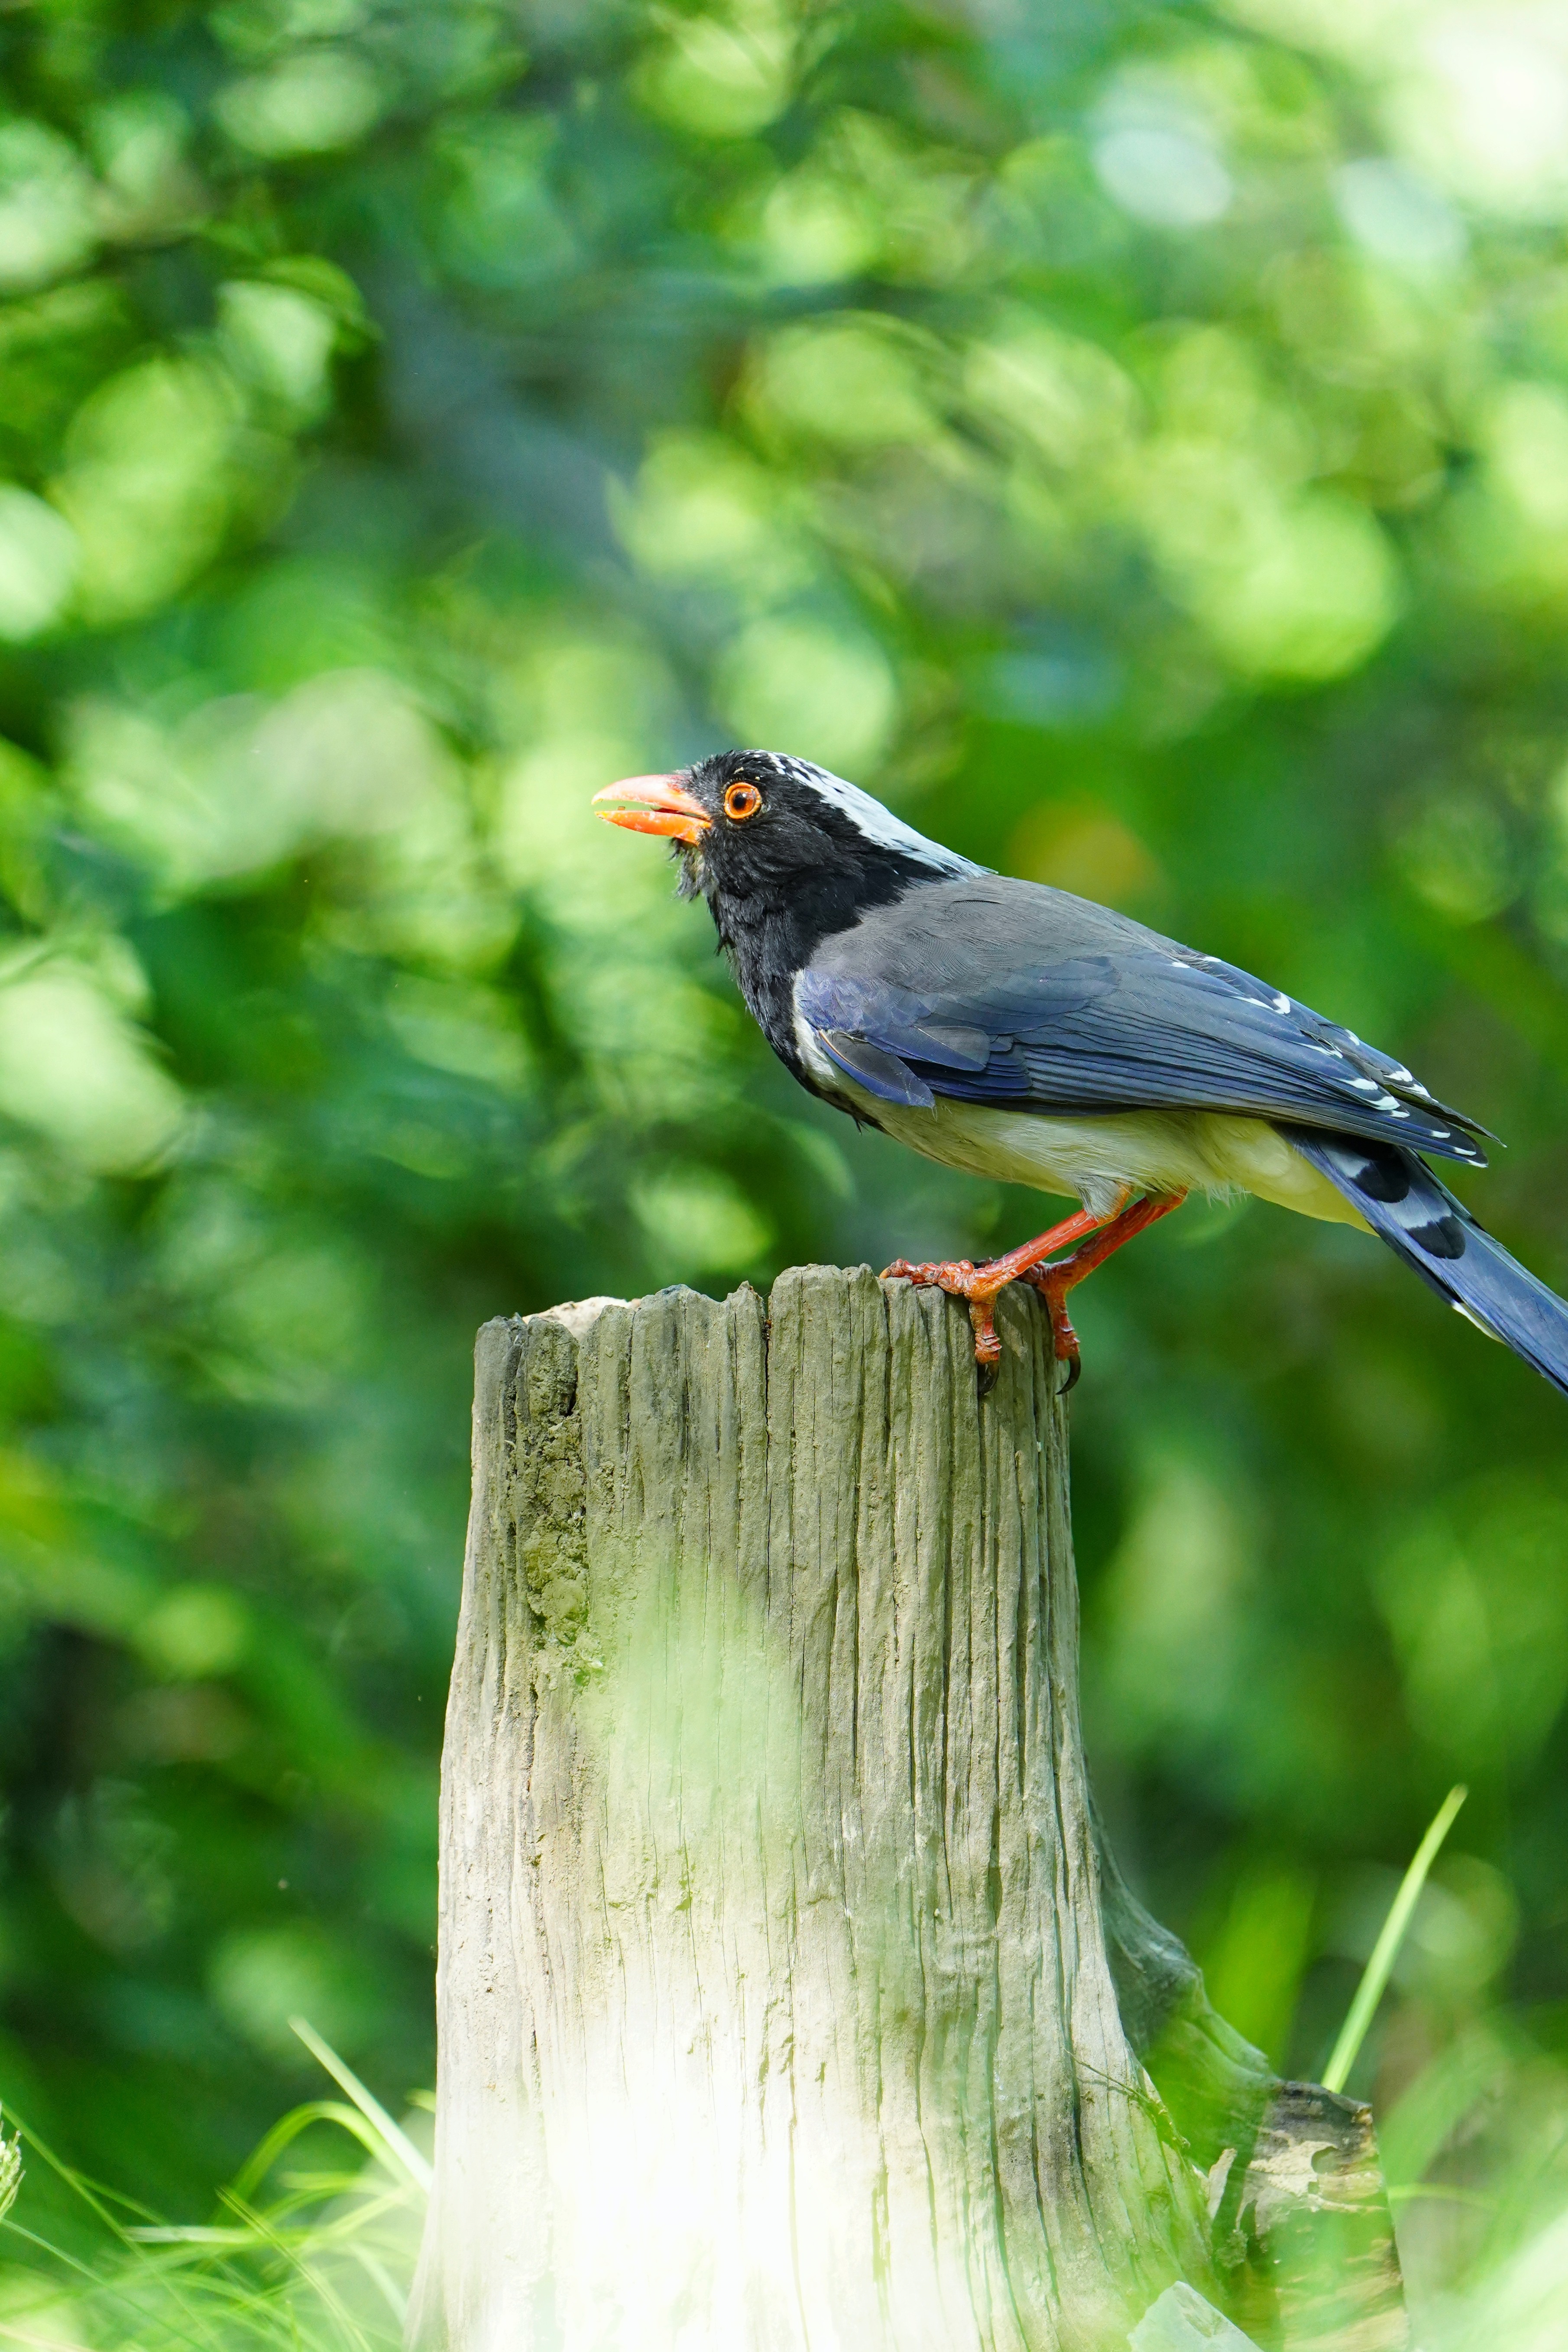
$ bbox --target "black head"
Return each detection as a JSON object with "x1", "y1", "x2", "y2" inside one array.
[
  {"x1": 597, "y1": 748, "x2": 970, "y2": 913},
  {"x1": 593, "y1": 749, "x2": 976, "y2": 1070}
]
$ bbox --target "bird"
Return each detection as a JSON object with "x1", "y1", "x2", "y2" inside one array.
[{"x1": 593, "y1": 749, "x2": 1568, "y2": 1398}]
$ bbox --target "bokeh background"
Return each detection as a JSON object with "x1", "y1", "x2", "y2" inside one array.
[{"x1": 1, "y1": 0, "x2": 1568, "y2": 2334}]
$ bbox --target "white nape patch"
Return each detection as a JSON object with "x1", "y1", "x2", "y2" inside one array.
[{"x1": 768, "y1": 756, "x2": 977, "y2": 875}]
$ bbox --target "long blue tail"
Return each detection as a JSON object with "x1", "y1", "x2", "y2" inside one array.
[{"x1": 1285, "y1": 1128, "x2": 1568, "y2": 1399}]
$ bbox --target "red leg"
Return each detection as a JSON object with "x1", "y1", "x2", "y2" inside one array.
[
  {"x1": 1020, "y1": 1190, "x2": 1187, "y2": 1390},
  {"x1": 883, "y1": 1193, "x2": 1129, "y2": 1372}
]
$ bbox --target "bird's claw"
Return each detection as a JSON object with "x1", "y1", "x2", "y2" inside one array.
[
  {"x1": 969, "y1": 1298, "x2": 1002, "y2": 1371},
  {"x1": 882, "y1": 1256, "x2": 1008, "y2": 1386},
  {"x1": 1018, "y1": 1263, "x2": 1082, "y2": 1390},
  {"x1": 883, "y1": 1249, "x2": 1089, "y2": 1392},
  {"x1": 886, "y1": 1194, "x2": 1184, "y2": 1391},
  {"x1": 881, "y1": 1257, "x2": 978, "y2": 1289}
]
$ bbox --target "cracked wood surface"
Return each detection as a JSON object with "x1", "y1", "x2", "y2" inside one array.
[{"x1": 408, "y1": 1266, "x2": 1406, "y2": 2352}]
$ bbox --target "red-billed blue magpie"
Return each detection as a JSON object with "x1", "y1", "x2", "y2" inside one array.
[{"x1": 595, "y1": 750, "x2": 1568, "y2": 1396}]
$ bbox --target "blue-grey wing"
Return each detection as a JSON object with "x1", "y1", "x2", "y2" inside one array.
[{"x1": 795, "y1": 876, "x2": 1488, "y2": 1167}]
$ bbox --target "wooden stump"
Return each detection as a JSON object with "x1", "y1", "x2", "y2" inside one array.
[{"x1": 409, "y1": 1269, "x2": 1406, "y2": 2352}]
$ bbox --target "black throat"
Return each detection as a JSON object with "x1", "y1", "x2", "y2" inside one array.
[{"x1": 690, "y1": 846, "x2": 944, "y2": 1084}]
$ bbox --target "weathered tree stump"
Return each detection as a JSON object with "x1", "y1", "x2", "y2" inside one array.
[{"x1": 409, "y1": 1269, "x2": 1406, "y2": 2352}]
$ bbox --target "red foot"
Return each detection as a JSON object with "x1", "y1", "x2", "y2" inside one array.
[
  {"x1": 880, "y1": 1257, "x2": 1004, "y2": 1365},
  {"x1": 882, "y1": 1189, "x2": 1187, "y2": 1390},
  {"x1": 882, "y1": 1256, "x2": 980, "y2": 1291},
  {"x1": 1018, "y1": 1265, "x2": 1083, "y2": 1389}
]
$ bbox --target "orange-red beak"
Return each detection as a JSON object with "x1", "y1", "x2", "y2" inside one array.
[{"x1": 592, "y1": 774, "x2": 711, "y2": 846}]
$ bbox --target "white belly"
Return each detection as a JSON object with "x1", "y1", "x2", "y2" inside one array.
[{"x1": 794, "y1": 1024, "x2": 1368, "y2": 1231}]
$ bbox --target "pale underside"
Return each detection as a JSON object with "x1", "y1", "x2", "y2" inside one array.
[{"x1": 795, "y1": 1017, "x2": 1371, "y2": 1231}]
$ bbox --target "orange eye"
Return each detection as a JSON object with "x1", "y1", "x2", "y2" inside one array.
[{"x1": 724, "y1": 781, "x2": 762, "y2": 822}]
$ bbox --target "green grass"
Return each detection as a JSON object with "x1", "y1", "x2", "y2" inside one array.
[
  {"x1": 4, "y1": 1885, "x2": 1568, "y2": 2352},
  {"x1": 0, "y1": 2026, "x2": 426, "y2": 2352},
  {"x1": 1324, "y1": 1785, "x2": 1470, "y2": 2094}
]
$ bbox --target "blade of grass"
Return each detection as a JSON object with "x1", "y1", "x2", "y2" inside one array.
[
  {"x1": 1, "y1": 2071, "x2": 421, "y2": 2352},
  {"x1": 344, "y1": 2249, "x2": 407, "y2": 2327},
  {"x1": 228, "y1": 2101, "x2": 401, "y2": 2207},
  {"x1": 1322, "y1": 1784, "x2": 1468, "y2": 2095},
  {"x1": 224, "y1": 2187, "x2": 380, "y2": 2352},
  {"x1": 126, "y1": 2229, "x2": 266, "y2": 2247},
  {"x1": 0, "y1": 2106, "x2": 146, "y2": 2239},
  {"x1": 288, "y1": 2019, "x2": 433, "y2": 2195}
]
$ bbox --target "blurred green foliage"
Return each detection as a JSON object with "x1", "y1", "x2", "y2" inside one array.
[{"x1": 0, "y1": 0, "x2": 1567, "y2": 2325}]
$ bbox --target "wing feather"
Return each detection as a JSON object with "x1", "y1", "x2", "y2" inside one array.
[{"x1": 795, "y1": 877, "x2": 1489, "y2": 1166}]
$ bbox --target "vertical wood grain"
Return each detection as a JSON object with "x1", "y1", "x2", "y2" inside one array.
[{"x1": 409, "y1": 1272, "x2": 1215, "y2": 2352}]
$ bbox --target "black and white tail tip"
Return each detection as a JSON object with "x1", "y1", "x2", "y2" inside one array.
[{"x1": 1289, "y1": 1131, "x2": 1568, "y2": 1399}]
